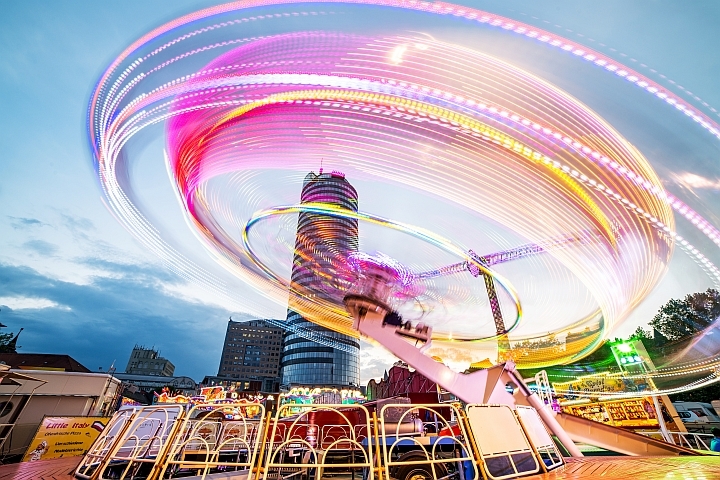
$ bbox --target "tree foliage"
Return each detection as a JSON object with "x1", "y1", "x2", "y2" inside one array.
[
  {"x1": 650, "y1": 288, "x2": 720, "y2": 341},
  {"x1": 630, "y1": 326, "x2": 653, "y2": 343},
  {"x1": 0, "y1": 327, "x2": 15, "y2": 353},
  {"x1": 669, "y1": 382, "x2": 720, "y2": 404},
  {"x1": 0, "y1": 333, "x2": 13, "y2": 347}
]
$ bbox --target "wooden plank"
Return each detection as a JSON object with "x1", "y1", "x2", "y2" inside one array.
[
  {"x1": 0, "y1": 456, "x2": 80, "y2": 479},
  {"x1": 525, "y1": 456, "x2": 720, "y2": 479}
]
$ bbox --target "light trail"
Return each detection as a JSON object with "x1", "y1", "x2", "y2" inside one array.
[{"x1": 88, "y1": 0, "x2": 720, "y2": 393}]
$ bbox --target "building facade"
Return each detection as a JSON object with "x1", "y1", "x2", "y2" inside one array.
[
  {"x1": 365, "y1": 362, "x2": 437, "y2": 403},
  {"x1": 281, "y1": 171, "x2": 361, "y2": 388},
  {"x1": 217, "y1": 318, "x2": 283, "y2": 392},
  {"x1": 125, "y1": 345, "x2": 175, "y2": 376},
  {"x1": 0, "y1": 353, "x2": 91, "y2": 372}
]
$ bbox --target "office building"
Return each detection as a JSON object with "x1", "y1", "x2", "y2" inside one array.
[
  {"x1": 125, "y1": 345, "x2": 175, "y2": 376},
  {"x1": 217, "y1": 318, "x2": 283, "y2": 392},
  {"x1": 281, "y1": 171, "x2": 361, "y2": 387}
]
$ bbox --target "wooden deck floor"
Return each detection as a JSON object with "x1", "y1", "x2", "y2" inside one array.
[
  {"x1": 528, "y1": 456, "x2": 720, "y2": 479},
  {"x1": 0, "y1": 456, "x2": 80, "y2": 480},
  {"x1": 1, "y1": 455, "x2": 719, "y2": 480}
]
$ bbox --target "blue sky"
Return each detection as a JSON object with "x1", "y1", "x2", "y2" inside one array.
[{"x1": 1, "y1": 1, "x2": 719, "y2": 381}]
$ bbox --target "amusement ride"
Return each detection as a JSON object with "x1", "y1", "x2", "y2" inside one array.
[{"x1": 77, "y1": 1, "x2": 720, "y2": 477}]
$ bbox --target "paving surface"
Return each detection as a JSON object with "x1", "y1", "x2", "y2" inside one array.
[{"x1": 1, "y1": 455, "x2": 719, "y2": 480}]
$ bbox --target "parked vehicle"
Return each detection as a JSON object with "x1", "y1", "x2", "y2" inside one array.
[
  {"x1": 677, "y1": 410, "x2": 704, "y2": 424},
  {"x1": 672, "y1": 402, "x2": 720, "y2": 424}
]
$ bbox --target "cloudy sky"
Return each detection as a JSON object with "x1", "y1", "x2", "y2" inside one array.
[{"x1": 1, "y1": 0, "x2": 720, "y2": 382}]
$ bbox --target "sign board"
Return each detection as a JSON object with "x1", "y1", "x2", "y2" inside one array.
[
  {"x1": 562, "y1": 397, "x2": 659, "y2": 428},
  {"x1": 23, "y1": 416, "x2": 110, "y2": 462},
  {"x1": 552, "y1": 372, "x2": 651, "y2": 397}
]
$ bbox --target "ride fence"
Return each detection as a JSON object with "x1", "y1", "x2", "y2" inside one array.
[
  {"x1": 514, "y1": 406, "x2": 563, "y2": 470},
  {"x1": 74, "y1": 402, "x2": 564, "y2": 480},
  {"x1": 76, "y1": 404, "x2": 185, "y2": 480},
  {"x1": 74, "y1": 407, "x2": 135, "y2": 479},
  {"x1": 464, "y1": 405, "x2": 540, "y2": 480},
  {"x1": 262, "y1": 403, "x2": 374, "y2": 480},
  {"x1": 378, "y1": 403, "x2": 479, "y2": 480}
]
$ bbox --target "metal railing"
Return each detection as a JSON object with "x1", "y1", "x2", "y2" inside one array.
[
  {"x1": 0, "y1": 423, "x2": 15, "y2": 459},
  {"x1": 157, "y1": 403, "x2": 265, "y2": 480},
  {"x1": 379, "y1": 403, "x2": 479, "y2": 480},
  {"x1": 639, "y1": 430, "x2": 714, "y2": 450}
]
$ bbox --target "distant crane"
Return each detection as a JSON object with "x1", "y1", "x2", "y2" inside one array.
[{"x1": 415, "y1": 231, "x2": 594, "y2": 359}]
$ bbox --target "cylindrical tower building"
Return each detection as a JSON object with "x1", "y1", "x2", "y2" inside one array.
[{"x1": 280, "y1": 171, "x2": 361, "y2": 387}]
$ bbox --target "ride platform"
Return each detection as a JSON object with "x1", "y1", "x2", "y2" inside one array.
[
  {"x1": 0, "y1": 456, "x2": 81, "y2": 479},
  {"x1": 528, "y1": 456, "x2": 720, "y2": 479},
  {"x1": 2, "y1": 455, "x2": 720, "y2": 480}
]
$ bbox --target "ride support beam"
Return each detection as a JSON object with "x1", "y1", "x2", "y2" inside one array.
[{"x1": 348, "y1": 301, "x2": 583, "y2": 457}]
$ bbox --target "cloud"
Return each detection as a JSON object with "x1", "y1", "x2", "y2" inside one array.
[
  {"x1": 78, "y1": 257, "x2": 175, "y2": 283},
  {"x1": 672, "y1": 172, "x2": 720, "y2": 190},
  {"x1": 61, "y1": 214, "x2": 95, "y2": 232},
  {"x1": 0, "y1": 296, "x2": 67, "y2": 310},
  {"x1": 59, "y1": 214, "x2": 97, "y2": 243},
  {"x1": 359, "y1": 340, "x2": 400, "y2": 383},
  {"x1": 22, "y1": 239, "x2": 58, "y2": 256},
  {"x1": 0, "y1": 259, "x2": 400, "y2": 384},
  {"x1": 0, "y1": 261, "x2": 232, "y2": 380},
  {"x1": 8, "y1": 216, "x2": 46, "y2": 229}
]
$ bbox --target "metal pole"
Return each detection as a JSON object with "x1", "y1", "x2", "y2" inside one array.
[
  {"x1": 652, "y1": 395, "x2": 672, "y2": 443},
  {"x1": 507, "y1": 369, "x2": 583, "y2": 458}
]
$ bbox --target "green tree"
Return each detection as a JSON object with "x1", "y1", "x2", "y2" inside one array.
[
  {"x1": 0, "y1": 332, "x2": 13, "y2": 352},
  {"x1": 650, "y1": 289, "x2": 720, "y2": 341},
  {"x1": 630, "y1": 326, "x2": 652, "y2": 343},
  {"x1": 669, "y1": 383, "x2": 720, "y2": 404}
]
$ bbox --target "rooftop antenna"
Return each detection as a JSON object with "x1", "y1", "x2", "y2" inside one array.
[{"x1": 319, "y1": 158, "x2": 323, "y2": 175}]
